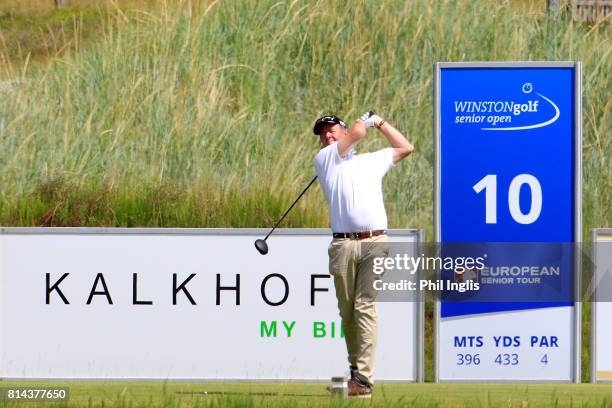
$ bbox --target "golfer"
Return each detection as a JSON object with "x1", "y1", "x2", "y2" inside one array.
[{"x1": 313, "y1": 112, "x2": 413, "y2": 398}]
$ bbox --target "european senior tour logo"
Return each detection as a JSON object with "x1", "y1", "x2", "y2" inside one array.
[{"x1": 453, "y1": 83, "x2": 560, "y2": 131}]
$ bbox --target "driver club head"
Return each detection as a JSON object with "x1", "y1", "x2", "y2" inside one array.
[{"x1": 254, "y1": 239, "x2": 269, "y2": 255}]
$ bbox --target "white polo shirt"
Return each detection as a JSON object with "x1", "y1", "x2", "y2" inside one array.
[{"x1": 314, "y1": 142, "x2": 394, "y2": 233}]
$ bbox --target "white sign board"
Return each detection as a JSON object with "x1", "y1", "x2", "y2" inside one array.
[
  {"x1": 591, "y1": 229, "x2": 612, "y2": 382},
  {"x1": 0, "y1": 228, "x2": 422, "y2": 381}
]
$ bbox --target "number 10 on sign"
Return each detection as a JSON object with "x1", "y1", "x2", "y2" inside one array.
[{"x1": 473, "y1": 174, "x2": 542, "y2": 225}]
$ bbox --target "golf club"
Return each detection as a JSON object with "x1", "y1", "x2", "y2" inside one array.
[{"x1": 255, "y1": 175, "x2": 318, "y2": 255}]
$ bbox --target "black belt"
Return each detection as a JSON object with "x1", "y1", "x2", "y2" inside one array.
[{"x1": 332, "y1": 230, "x2": 387, "y2": 240}]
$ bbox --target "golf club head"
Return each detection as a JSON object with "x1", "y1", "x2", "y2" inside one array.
[{"x1": 254, "y1": 239, "x2": 268, "y2": 255}]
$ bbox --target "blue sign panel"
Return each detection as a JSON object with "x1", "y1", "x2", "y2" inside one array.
[
  {"x1": 435, "y1": 62, "x2": 581, "y2": 382},
  {"x1": 441, "y1": 67, "x2": 575, "y2": 242}
]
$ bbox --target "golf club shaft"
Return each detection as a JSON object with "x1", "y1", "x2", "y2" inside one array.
[{"x1": 264, "y1": 175, "x2": 318, "y2": 241}]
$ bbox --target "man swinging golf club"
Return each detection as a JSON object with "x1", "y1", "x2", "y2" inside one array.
[{"x1": 313, "y1": 111, "x2": 413, "y2": 398}]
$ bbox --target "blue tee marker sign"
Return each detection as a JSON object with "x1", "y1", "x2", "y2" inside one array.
[{"x1": 434, "y1": 62, "x2": 581, "y2": 382}]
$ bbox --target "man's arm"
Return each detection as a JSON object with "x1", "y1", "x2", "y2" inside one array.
[
  {"x1": 363, "y1": 113, "x2": 413, "y2": 164},
  {"x1": 377, "y1": 121, "x2": 414, "y2": 164},
  {"x1": 337, "y1": 120, "x2": 367, "y2": 158}
]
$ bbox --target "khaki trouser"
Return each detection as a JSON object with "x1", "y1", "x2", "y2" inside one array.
[{"x1": 328, "y1": 234, "x2": 389, "y2": 386}]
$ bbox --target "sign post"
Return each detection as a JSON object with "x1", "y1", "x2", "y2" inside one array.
[{"x1": 434, "y1": 62, "x2": 581, "y2": 382}]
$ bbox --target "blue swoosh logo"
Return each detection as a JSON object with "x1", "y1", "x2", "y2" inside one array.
[{"x1": 482, "y1": 93, "x2": 560, "y2": 131}]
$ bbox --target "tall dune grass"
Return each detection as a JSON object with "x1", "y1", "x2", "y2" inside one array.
[{"x1": 0, "y1": 0, "x2": 609, "y2": 236}]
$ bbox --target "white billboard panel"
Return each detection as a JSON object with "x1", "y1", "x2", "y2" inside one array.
[
  {"x1": 592, "y1": 229, "x2": 612, "y2": 382},
  {"x1": 0, "y1": 228, "x2": 422, "y2": 381},
  {"x1": 439, "y1": 307, "x2": 573, "y2": 381}
]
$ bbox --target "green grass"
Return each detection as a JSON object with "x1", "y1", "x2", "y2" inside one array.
[
  {"x1": 0, "y1": 5, "x2": 108, "y2": 72},
  {"x1": 0, "y1": 0, "x2": 609, "y2": 239},
  {"x1": 0, "y1": 2, "x2": 170, "y2": 74},
  {"x1": 0, "y1": 177, "x2": 325, "y2": 227},
  {"x1": 0, "y1": 381, "x2": 611, "y2": 407},
  {"x1": 0, "y1": 0, "x2": 159, "y2": 14}
]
